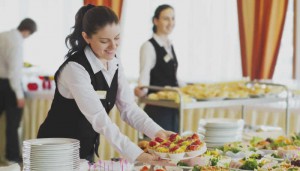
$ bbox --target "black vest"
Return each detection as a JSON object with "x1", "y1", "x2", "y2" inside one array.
[
  {"x1": 37, "y1": 51, "x2": 118, "y2": 159},
  {"x1": 149, "y1": 38, "x2": 178, "y2": 94}
]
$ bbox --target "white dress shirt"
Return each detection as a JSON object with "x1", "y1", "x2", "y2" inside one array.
[
  {"x1": 0, "y1": 29, "x2": 24, "y2": 99},
  {"x1": 138, "y1": 34, "x2": 173, "y2": 87},
  {"x1": 138, "y1": 34, "x2": 184, "y2": 93},
  {"x1": 57, "y1": 46, "x2": 163, "y2": 162}
]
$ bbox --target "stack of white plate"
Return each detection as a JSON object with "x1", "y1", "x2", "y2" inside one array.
[
  {"x1": 198, "y1": 118, "x2": 244, "y2": 148},
  {"x1": 23, "y1": 138, "x2": 80, "y2": 171}
]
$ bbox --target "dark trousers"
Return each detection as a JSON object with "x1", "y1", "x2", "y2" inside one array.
[
  {"x1": 144, "y1": 105, "x2": 179, "y2": 133},
  {"x1": 0, "y1": 79, "x2": 23, "y2": 162}
]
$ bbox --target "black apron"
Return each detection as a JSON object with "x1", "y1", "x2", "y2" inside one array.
[
  {"x1": 37, "y1": 51, "x2": 118, "y2": 161},
  {"x1": 144, "y1": 38, "x2": 179, "y2": 132}
]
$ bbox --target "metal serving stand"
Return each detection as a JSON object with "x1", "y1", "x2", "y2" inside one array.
[{"x1": 139, "y1": 82, "x2": 290, "y2": 135}]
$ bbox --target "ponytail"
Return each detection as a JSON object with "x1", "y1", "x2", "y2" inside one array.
[
  {"x1": 65, "y1": 4, "x2": 95, "y2": 58},
  {"x1": 65, "y1": 5, "x2": 119, "y2": 58}
]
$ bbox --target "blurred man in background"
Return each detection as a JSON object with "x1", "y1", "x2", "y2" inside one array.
[{"x1": 0, "y1": 18, "x2": 37, "y2": 163}]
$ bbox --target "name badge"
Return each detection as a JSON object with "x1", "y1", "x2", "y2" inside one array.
[
  {"x1": 163, "y1": 54, "x2": 172, "y2": 63},
  {"x1": 96, "y1": 90, "x2": 107, "y2": 99}
]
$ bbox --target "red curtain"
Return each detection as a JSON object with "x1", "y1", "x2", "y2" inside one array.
[
  {"x1": 237, "y1": 0, "x2": 288, "y2": 80},
  {"x1": 83, "y1": 0, "x2": 123, "y2": 17}
]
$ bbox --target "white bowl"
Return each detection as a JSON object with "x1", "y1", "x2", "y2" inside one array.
[
  {"x1": 186, "y1": 145, "x2": 207, "y2": 157},
  {"x1": 154, "y1": 151, "x2": 168, "y2": 158},
  {"x1": 168, "y1": 153, "x2": 185, "y2": 160},
  {"x1": 278, "y1": 149, "x2": 300, "y2": 160}
]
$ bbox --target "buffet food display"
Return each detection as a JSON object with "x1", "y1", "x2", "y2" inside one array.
[
  {"x1": 133, "y1": 134, "x2": 300, "y2": 170},
  {"x1": 19, "y1": 132, "x2": 300, "y2": 171},
  {"x1": 148, "y1": 133, "x2": 206, "y2": 160},
  {"x1": 15, "y1": 69, "x2": 300, "y2": 171},
  {"x1": 148, "y1": 81, "x2": 285, "y2": 101},
  {"x1": 139, "y1": 81, "x2": 290, "y2": 134}
]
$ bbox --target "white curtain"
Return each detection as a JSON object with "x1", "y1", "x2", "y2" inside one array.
[
  {"x1": 0, "y1": 0, "x2": 293, "y2": 81},
  {"x1": 0, "y1": 0, "x2": 82, "y2": 75},
  {"x1": 120, "y1": 0, "x2": 242, "y2": 83},
  {"x1": 273, "y1": 0, "x2": 294, "y2": 81}
]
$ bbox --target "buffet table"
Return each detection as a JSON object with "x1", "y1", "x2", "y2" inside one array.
[
  {"x1": 1, "y1": 87, "x2": 300, "y2": 164},
  {"x1": 139, "y1": 82, "x2": 300, "y2": 135},
  {"x1": 0, "y1": 91, "x2": 138, "y2": 164}
]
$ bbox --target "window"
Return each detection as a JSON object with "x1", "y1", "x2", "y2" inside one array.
[
  {"x1": 120, "y1": 0, "x2": 242, "y2": 83},
  {"x1": 0, "y1": 0, "x2": 82, "y2": 75}
]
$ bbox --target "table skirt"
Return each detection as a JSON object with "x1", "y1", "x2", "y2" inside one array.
[{"x1": 1, "y1": 99, "x2": 300, "y2": 163}]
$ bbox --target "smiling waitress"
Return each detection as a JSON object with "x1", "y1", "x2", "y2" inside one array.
[
  {"x1": 37, "y1": 5, "x2": 173, "y2": 165},
  {"x1": 135, "y1": 4, "x2": 182, "y2": 133}
]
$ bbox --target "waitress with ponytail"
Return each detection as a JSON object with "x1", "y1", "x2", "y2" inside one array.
[
  {"x1": 37, "y1": 5, "x2": 173, "y2": 165},
  {"x1": 135, "y1": 4, "x2": 181, "y2": 133}
]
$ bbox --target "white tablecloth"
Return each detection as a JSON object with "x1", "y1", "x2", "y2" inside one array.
[
  {"x1": 0, "y1": 91, "x2": 138, "y2": 164},
  {"x1": 1, "y1": 92, "x2": 300, "y2": 164}
]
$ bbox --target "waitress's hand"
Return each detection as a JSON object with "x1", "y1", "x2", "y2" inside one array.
[
  {"x1": 134, "y1": 86, "x2": 146, "y2": 97},
  {"x1": 136, "y1": 152, "x2": 175, "y2": 166},
  {"x1": 155, "y1": 129, "x2": 176, "y2": 140}
]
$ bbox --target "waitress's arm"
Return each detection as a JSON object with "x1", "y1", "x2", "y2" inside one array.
[
  {"x1": 115, "y1": 64, "x2": 163, "y2": 139},
  {"x1": 135, "y1": 41, "x2": 156, "y2": 97},
  {"x1": 59, "y1": 62, "x2": 144, "y2": 162}
]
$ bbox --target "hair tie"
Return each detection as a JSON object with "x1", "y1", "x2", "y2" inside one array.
[{"x1": 84, "y1": 4, "x2": 95, "y2": 14}]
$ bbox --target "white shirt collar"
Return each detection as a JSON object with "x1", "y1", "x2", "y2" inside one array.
[
  {"x1": 12, "y1": 29, "x2": 24, "y2": 43},
  {"x1": 153, "y1": 33, "x2": 172, "y2": 48},
  {"x1": 84, "y1": 46, "x2": 119, "y2": 74}
]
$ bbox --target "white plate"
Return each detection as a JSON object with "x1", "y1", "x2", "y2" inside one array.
[
  {"x1": 23, "y1": 157, "x2": 79, "y2": 162},
  {"x1": 225, "y1": 151, "x2": 246, "y2": 159},
  {"x1": 25, "y1": 168, "x2": 76, "y2": 171},
  {"x1": 24, "y1": 165, "x2": 79, "y2": 170},
  {"x1": 23, "y1": 156, "x2": 79, "y2": 161},
  {"x1": 205, "y1": 130, "x2": 241, "y2": 136},
  {"x1": 24, "y1": 164, "x2": 79, "y2": 168},
  {"x1": 225, "y1": 97, "x2": 249, "y2": 100},
  {"x1": 29, "y1": 166, "x2": 77, "y2": 170},
  {"x1": 249, "y1": 94, "x2": 264, "y2": 98},
  {"x1": 181, "y1": 132, "x2": 205, "y2": 141},
  {"x1": 24, "y1": 149, "x2": 79, "y2": 154},
  {"x1": 27, "y1": 162, "x2": 79, "y2": 167},
  {"x1": 24, "y1": 165, "x2": 79, "y2": 168},
  {"x1": 206, "y1": 143, "x2": 226, "y2": 148},
  {"x1": 23, "y1": 154, "x2": 79, "y2": 158},
  {"x1": 24, "y1": 161, "x2": 80, "y2": 165},
  {"x1": 199, "y1": 118, "x2": 244, "y2": 129},
  {"x1": 23, "y1": 138, "x2": 79, "y2": 146},
  {"x1": 260, "y1": 149, "x2": 276, "y2": 155},
  {"x1": 205, "y1": 136, "x2": 240, "y2": 143},
  {"x1": 23, "y1": 148, "x2": 79, "y2": 153},
  {"x1": 24, "y1": 141, "x2": 79, "y2": 146},
  {"x1": 177, "y1": 165, "x2": 193, "y2": 169},
  {"x1": 263, "y1": 155, "x2": 284, "y2": 162},
  {"x1": 160, "y1": 145, "x2": 207, "y2": 161},
  {"x1": 196, "y1": 97, "x2": 225, "y2": 101},
  {"x1": 23, "y1": 144, "x2": 79, "y2": 149},
  {"x1": 24, "y1": 157, "x2": 79, "y2": 161},
  {"x1": 23, "y1": 145, "x2": 79, "y2": 150}
]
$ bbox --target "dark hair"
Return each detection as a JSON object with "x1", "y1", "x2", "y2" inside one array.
[
  {"x1": 152, "y1": 4, "x2": 173, "y2": 33},
  {"x1": 65, "y1": 5, "x2": 119, "y2": 58},
  {"x1": 17, "y1": 18, "x2": 37, "y2": 34}
]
